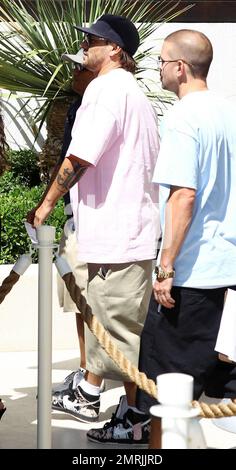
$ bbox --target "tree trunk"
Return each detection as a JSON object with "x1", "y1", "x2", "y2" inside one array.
[
  {"x1": 0, "y1": 112, "x2": 9, "y2": 177},
  {"x1": 39, "y1": 97, "x2": 74, "y2": 182}
]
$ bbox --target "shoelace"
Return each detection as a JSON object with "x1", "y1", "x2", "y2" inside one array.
[{"x1": 74, "y1": 388, "x2": 100, "y2": 406}]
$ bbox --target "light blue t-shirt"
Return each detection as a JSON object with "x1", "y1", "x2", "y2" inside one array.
[{"x1": 153, "y1": 90, "x2": 236, "y2": 288}]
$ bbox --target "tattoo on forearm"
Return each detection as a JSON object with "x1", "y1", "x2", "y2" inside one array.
[{"x1": 56, "y1": 164, "x2": 87, "y2": 193}]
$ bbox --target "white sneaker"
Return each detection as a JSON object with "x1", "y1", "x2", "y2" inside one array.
[{"x1": 52, "y1": 385, "x2": 100, "y2": 422}]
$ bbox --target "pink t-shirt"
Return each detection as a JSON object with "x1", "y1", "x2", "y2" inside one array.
[{"x1": 67, "y1": 68, "x2": 160, "y2": 263}]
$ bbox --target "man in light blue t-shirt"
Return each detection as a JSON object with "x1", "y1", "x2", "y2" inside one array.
[{"x1": 137, "y1": 29, "x2": 236, "y2": 414}]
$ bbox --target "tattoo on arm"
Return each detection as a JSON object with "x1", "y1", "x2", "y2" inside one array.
[{"x1": 56, "y1": 162, "x2": 87, "y2": 193}]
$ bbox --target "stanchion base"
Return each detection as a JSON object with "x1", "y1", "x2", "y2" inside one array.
[{"x1": 212, "y1": 399, "x2": 236, "y2": 434}]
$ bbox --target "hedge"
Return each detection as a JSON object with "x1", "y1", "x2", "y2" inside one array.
[
  {"x1": 6, "y1": 148, "x2": 41, "y2": 187},
  {"x1": 0, "y1": 183, "x2": 66, "y2": 264}
]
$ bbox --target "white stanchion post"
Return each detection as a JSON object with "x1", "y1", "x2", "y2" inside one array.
[
  {"x1": 213, "y1": 398, "x2": 236, "y2": 433},
  {"x1": 150, "y1": 373, "x2": 203, "y2": 449},
  {"x1": 158, "y1": 373, "x2": 193, "y2": 449},
  {"x1": 36, "y1": 225, "x2": 56, "y2": 449}
]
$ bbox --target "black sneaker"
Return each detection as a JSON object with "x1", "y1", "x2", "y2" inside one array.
[
  {"x1": 87, "y1": 404, "x2": 150, "y2": 445},
  {"x1": 52, "y1": 385, "x2": 100, "y2": 422}
]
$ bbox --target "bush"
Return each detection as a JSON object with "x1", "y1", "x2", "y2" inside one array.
[
  {"x1": 6, "y1": 149, "x2": 41, "y2": 187},
  {"x1": 0, "y1": 170, "x2": 24, "y2": 194},
  {"x1": 0, "y1": 184, "x2": 66, "y2": 264}
]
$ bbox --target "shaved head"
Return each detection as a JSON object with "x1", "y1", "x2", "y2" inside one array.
[{"x1": 164, "y1": 29, "x2": 213, "y2": 78}]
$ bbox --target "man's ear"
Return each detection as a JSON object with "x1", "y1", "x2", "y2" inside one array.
[
  {"x1": 109, "y1": 43, "x2": 122, "y2": 58},
  {"x1": 176, "y1": 60, "x2": 186, "y2": 79}
]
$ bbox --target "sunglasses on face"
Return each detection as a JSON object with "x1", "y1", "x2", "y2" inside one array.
[{"x1": 82, "y1": 33, "x2": 109, "y2": 48}]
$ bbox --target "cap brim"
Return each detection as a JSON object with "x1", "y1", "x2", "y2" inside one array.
[
  {"x1": 74, "y1": 24, "x2": 126, "y2": 52},
  {"x1": 74, "y1": 25, "x2": 104, "y2": 38},
  {"x1": 74, "y1": 23, "x2": 108, "y2": 39}
]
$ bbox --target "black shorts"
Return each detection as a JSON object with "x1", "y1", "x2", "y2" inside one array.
[{"x1": 136, "y1": 286, "x2": 236, "y2": 414}]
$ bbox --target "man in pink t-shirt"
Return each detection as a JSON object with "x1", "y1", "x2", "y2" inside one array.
[{"x1": 28, "y1": 14, "x2": 159, "y2": 445}]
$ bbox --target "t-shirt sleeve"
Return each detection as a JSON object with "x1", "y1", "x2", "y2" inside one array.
[
  {"x1": 66, "y1": 101, "x2": 120, "y2": 166},
  {"x1": 153, "y1": 111, "x2": 199, "y2": 190}
]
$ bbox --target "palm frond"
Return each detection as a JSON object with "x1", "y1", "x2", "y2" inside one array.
[{"x1": 0, "y1": 0, "x2": 194, "y2": 131}]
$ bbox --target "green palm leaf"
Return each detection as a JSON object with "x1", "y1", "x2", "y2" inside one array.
[{"x1": 0, "y1": 0, "x2": 194, "y2": 144}]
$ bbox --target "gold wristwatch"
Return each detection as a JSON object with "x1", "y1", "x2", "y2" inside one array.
[{"x1": 155, "y1": 265, "x2": 175, "y2": 280}]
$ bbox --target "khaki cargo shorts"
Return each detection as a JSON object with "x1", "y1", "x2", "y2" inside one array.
[{"x1": 85, "y1": 260, "x2": 152, "y2": 381}]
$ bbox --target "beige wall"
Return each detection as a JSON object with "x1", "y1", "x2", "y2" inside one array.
[{"x1": 0, "y1": 264, "x2": 79, "y2": 352}]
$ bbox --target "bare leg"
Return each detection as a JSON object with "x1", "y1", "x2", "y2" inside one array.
[
  {"x1": 75, "y1": 312, "x2": 86, "y2": 369},
  {"x1": 149, "y1": 418, "x2": 162, "y2": 448},
  {"x1": 124, "y1": 382, "x2": 137, "y2": 407},
  {"x1": 85, "y1": 371, "x2": 103, "y2": 387},
  {"x1": 84, "y1": 376, "x2": 136, "y2": 402}
]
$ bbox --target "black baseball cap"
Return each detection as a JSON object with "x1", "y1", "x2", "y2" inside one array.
[{"x1": 75, "y1": 14, "x2": 140, "y2": 57}]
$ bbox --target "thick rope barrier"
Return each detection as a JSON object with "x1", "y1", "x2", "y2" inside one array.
[
  {"x1": 0, "y1": 253, "x2": 32, "y2": 304},
  {"x1": 2, "y1": 253, "x2": 235, "y2": 419},
  {"x1": 0, "y1": 270, "x2": 20, "y2": 304},
  {"x1": 62, "y1": 271, "x2": 236, "y2": 419}
]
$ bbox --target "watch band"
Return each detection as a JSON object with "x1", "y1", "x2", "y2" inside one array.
[{"x1": 155, "y1": 265, "x2": 175, "y2": 280}]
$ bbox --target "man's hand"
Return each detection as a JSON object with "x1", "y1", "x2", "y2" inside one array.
[
  {"x1": 26, "y1": 200, "x2": 54, "y2": 228},
  {"x1": 26, "y1": 206, "x2": 38, "y2": 225},
  {"x1": 153, "y1": 277, "x2": 175, "y2": 309},
  {"x1": 33, "y1": 200, "x2": 55, "y2": 227},
  {"x1": 26, "y1": 156, "x2": 90, "y2": 228},
  {"x1": 154, "y1": 185, "x2": 195, "y2": 309}
]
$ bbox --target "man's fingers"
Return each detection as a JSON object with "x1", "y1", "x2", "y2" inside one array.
[
  {"x1": 33, "y1": 216, "x2": 42, "y2": 228},
  {"x1": 162, "y1": 300, "x2": 175, "y2": 309},
  {"x1": 154, "y1": 290, "x2": 175, "y2": 309},
  {"x1": 154, "y1": 290, "x2": 159, "y2": 303},
  {"x1": 153, "y1": 279, "x2": 175, "y2": 309}
]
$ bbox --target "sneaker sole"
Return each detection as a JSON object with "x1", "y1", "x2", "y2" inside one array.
[
  {"x1": 52, "y1": 405, "x2": 99, "y2": 423},
  {"x1": 87, "y1": 435, "x2": 148, "y2": 447}
]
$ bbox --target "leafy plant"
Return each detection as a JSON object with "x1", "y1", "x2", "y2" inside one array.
[
  {"x1": 0, "y1": 184, "x2": 66, "y2": 263},
  {"x1": 6, "y1": 149, "x2": 41, "y2": 187},
  {"x1": 0, "y1": 0, "x2": 194, "y2": 130},
  {"x1": 0, "y1": 170, "x2": 22, "y2": 194},
  {"x1": 0, "y1": 0, "x2": 195, "y2": 264}
]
